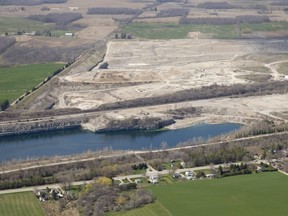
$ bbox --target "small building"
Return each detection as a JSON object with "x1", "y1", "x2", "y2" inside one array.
[
  {"x1": 68, "y1": 7, "x2": 79, "y2": 11},
  {"x1": 185, "y1": 171, "x2": 196, "y2": 180},
  {"x1": 35, "y1": 190, "x2": 48, "y2": 202},
  {"x1": 65, "y1": 32, "x2": 74, "y2": 37}
]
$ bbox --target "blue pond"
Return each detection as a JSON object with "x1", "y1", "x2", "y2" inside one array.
[{"x1": 0, "y1": 123, "x2": 241, "y2": 162}]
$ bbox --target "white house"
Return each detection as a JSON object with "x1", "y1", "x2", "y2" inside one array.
[{"x1": 148, "y1": 175, "x2": 159, "y2": 184}]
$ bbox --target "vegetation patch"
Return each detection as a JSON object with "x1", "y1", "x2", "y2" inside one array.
[
  {"x1": 28, "y1": 13, "x2": 82, "y2": 26},
  {"x1": 0, "y1": 16, "x2": 53, "y2": 35},
  {"x1": 124, "y1": 22, "x2": 241, "y2": 39},
  {"x1": 240, "y1": 21, "x2": 288, "y2": 33},
  {"x1": 150, "y1": 172, "x2": 288, "y2": 216},
  {"x1": 278, "y1": 62, "x2": 288, "y2": 75},
  {"x1": 0, "y1": 63, "x2": 64, "y2": 103},
  {"x1": 123, "y1": 21, "x2": 288, "y2": 39},
  {"x1": 0, "y1": 192, "x2": 45, "y2": 216},
  {"x1": 0, "y1": 0, "x2": 66, "y2": 6},
  {"x1": 236, "y1": 74, "x2": 272, "y2": 82}
]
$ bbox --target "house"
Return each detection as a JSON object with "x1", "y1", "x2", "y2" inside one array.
[
  {"x1": 185, "y1": 171, "x2": 196, "y2": 180},
  {"x1": 35, "y1": 190, "x2": 48, "y2": 202},
  {"x1": 148, "y1": 175, "x2": 159, "y2": 184},
  {"x1": 49, "y1": 188, "x2": 64, "y2": 199}
]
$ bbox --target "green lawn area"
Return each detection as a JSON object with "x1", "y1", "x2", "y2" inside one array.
[
  {"x1": 123, "y1": 21, "x2": 288, "y2": 39},
  {"x1": 0, "y1": 63, "x2": 64, "y2": 103},
  {"x1": 0, "y1": 192, "x2": 45, "y2": 216},
  {"x1": 107, "y1": 201, "x2": 172, "y2": 216},
  {"x1": 0, "y1": 17, "x2": 53, "y2": 34},
  {"x1": 150, "y1": 172, "x2": 288, "y2": 216}
]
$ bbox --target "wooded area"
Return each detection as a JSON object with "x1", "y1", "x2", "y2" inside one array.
[
  {"x1": 0, "y1": 0, "x2": 66, "y2": 5},
  {"x1": 28, "y1": 13, "x2": 82, "y2": 26},
  {"x1": 0, "y1": 36, "x2": 15, "y2": 54},
  {"x1": 87, "y1": 7, "x2": 141, "y2": 15}
]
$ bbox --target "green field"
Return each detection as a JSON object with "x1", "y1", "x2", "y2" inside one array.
[
  {"x1": 123, "y1": 22, "x2": 237, "y2": 39},
  {"x1": 151, "y1": 172, "x2": 288, "y2": 216},
  {"x1": 123, "y1": 21, "x2": 288, "y2": 39},
  {"x1": 108, "y1": 201, "x2": 172, "y2": 216},
  {"x1": 0, "y1": 63, "x2": 64, "y2": 103},
  {"x1": 0, "y1": 192, "x2": 45, "y2": 216},
  {"x1": 111, "y1": 172, "x2": 288, "y2": 216},
  {"x1": 0, "y1": 17, "x2": 53, "y2": 34},
  {"x1": 241, "y1": 21, "x2": 288, "y2": 33}
]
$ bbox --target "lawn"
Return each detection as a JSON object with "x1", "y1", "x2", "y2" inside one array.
[
  {"x1": 0, "y1": 16, "x2": 53, "y2": 34},
  {"x1": 123, "y1": 21, "x2": 288, "y2": 39},
  {"x1": 0, "y1": 63, "x2": 64, "y2": 103},
  {"x1": 0, "y1": 192, "x2": 45, "y2": 216},
  {"x1": 107, "y1": 201, "x2": 172, "y2": 216},
  {"x1": 151, "y1": 172, "x2": 288, "y2": 216}
]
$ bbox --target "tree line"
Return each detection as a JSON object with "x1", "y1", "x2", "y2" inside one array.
[
  {"x1": 180, "y1": 15, "x2": 270, "y2": 25},
  {"x1": 98, "y1": 81, "x2": 288, "y2": 111},
  {"x1": 28, "y1": 12, "x2": 82, "y2": 25},
  {"x1": 0, "y1": 154, "x2": 138, "y2": 190},
  {"x1": 197, "y1": 1, "x2": 238, "y2": 9},
  {"x1": 156, "y1": 8, "x2": 189, "y2": 17},
  {"x1": 233, "y1": 120, "x2": 288, "y2": 139},
  {"x1": 0, "y1": 0, "x2": 66, "y2": 5},
  {"x1": 87, "y1": 7, "x2": 141, "y2": 15},
  {"x1": 0, "y1": 99, "x2": 9, "y2": 111}
]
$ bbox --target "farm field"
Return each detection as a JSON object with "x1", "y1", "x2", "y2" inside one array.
[
  {"x1": 123, "y1": 21, "x2": 288, "y2": 39},
  {"x1": 123, "y1": 22, "x2": 237, "y2": 39},
  {"x1": 0, "y1": 17, "x2": 52, "y2": 35},
  {"x1": 150, "y1": 172, "x2": 288, "y2": 216},
  {"x1": 0, "y1": 192, "x2": 45, "y2": 216},
  {"x1": 0, "y1": 63, "x2": 64, "y2": 103},
  {"x1": 110, "y1": 172, "x2": 288, "y2": 216}
]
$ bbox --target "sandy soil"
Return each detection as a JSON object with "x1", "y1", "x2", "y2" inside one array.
[
  {"x1": 56, "y1": 39, "x2": 288, "y2": 110},
  {"x1": 81, "y1": 93, "x2": 288, "y2": 132}
]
